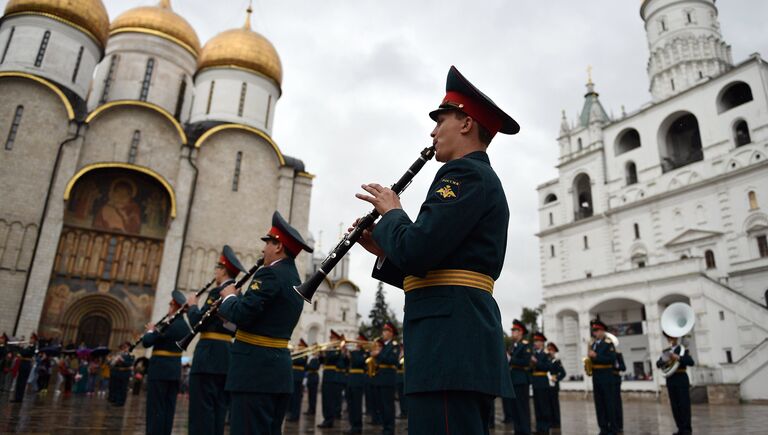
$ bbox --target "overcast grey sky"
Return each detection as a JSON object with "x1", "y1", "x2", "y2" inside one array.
[{"x1": 6, "y1": 0, "x2": 768, "y2": 329}]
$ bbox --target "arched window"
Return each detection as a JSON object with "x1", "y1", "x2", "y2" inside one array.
[
  {"x1": 34, "y1": 30, "x2": 50, "y2": 67},
  {"x1": 139, "y1": 58, "x2": 155, "y2": 101},
  {"x1": 718, "y1": 82, "x2": 753, "y2": 113},
  {"x1": 660, "y1": 113, "x2": 703, "y2": 173},
  {"x1": 748, "y1": 191, "x2": 758, "y2": 210},
  {"x1": 548, "y1": 212, "x2": 554, "y2": 226},
  {"x1": 583, "y1": 235, "x2": 589, "y2": 250},
  {"x1": 705, "y1": 250, "x2": 716, "y2": 269},
  {"x1": 577, "y1": 138, "x2": 583, "y2": 150},
  {"x1": 550, "y1": 245, "x2": 555, "y2": 258},
  {"x1": 544, "y1": 193, "x2": 558, "y2": 204},
  {"x1": 573, "y1": 173, "x2": 593, "y2": 220},
  {"x1": 615, "y1": 129, "x2": 641, "y2": 155},
  {"x1": 4, "y1": 105, "x2": 23, "y2": 150},
  {"x1": 734, "y1": 120, "x2": 751, "y2": 147},
  {"x1": 625, "y1": 161, "x2": 638, "y2": 185},
  {"x1": 232, "y1": 151, "x2": 243, "y2": 192},
  {"x1": 633, "y1": 223, "x2": 640, "y2": 239}
]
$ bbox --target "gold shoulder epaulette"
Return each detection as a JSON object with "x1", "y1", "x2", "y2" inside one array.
[
  {"x1": 605, "y1": 338, "x2": 612, "y2": 344},
  {"x1": 522, "y1": 340, "x2": 529, "y2": 345}
]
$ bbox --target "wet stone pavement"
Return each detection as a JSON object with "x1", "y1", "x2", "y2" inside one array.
[{"x1": 1, "y1": 389, "x2": 766, "y2": 434}]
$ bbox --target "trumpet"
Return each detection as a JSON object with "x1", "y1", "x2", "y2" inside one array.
[
  {"x1": 583, "y1": 338, "x2": 594, "y2": 377},
  {"x1": 290, "y1": 340, "x2": 343, "y2": 360}
]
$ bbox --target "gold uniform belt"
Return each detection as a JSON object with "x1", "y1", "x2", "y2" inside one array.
[
  {"x1": 510, "y1": 365, "x2": 529, "y2": 370},
  {"x1": 349, "y1": 369, "x2": 365, "y2": 374},
  {"x1": 323, "y1": 366, "x2": 338, "y2": 371},
  {"x1": 235, "y1": 331, "x2": 289, "y2": 349},
  {"x1": 592, "y1": 364, "x2": 612, "y2": 369},
  {"x1": 19, "y1": 357, "x2": 33, "y2": 361},
  {"x1": 152, "y1": 350, "x2": 182, "y2": 357},
  {"x1": 292, "y1": 365, "x2": 305, "y2": 371},
  {"x1": 404, "y1": 269, "x2": 494, "y2": 294},
  {"x1": 307, "y1": 369, "x2": 318, "y2": 373},
  {"x1": 113, "y1": 367, "x2": 132, "y2": 371},
  {"x1": 676, "y1": 368, "x2": 687, "y2": 373},
  {"x1": 200, "y1": 332, "x2": 233, "y2": 342},
  {"x1": 378, "y1": 364, "x2": 397, "y2": 370},
  {"x1": 532, "y1": 371, "x2": 548, "y2": 377}
]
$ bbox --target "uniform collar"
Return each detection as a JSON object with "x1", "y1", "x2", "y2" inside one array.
[{"x1": 461, "y1": 150, "x2": 490, "y2": 164}]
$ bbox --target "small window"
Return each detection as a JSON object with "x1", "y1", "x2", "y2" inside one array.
[
  {"x1": 206, "y1": 81, "x2": 216, "y2": 115},
  {"x1": 583, "y1": 235, "x2": 589, "y2": 250},
  {"x1": 699, "y1": 71, "x2": 704, "y2": 79},
  {"x1": 548, "y1": 212, "x2": 553, "y2": 226},
  {"x1": 174, "y1": 77, "x2": 187, "y2": 120},
  {"x1": 764, "y1": 289, "x2": 768, "y2": 308},
  {"x1": 4, "y1": 105, "x2": 24, "y2": 150},
  {"x1": 725, "y1": 349, "x2": 732, "y2": 363},
  {"x1": 265, "y1": 94, "x2": 272, "y2": 128},
  {"x1": 719, "y1": 311, "x2": 725, "y2": 320},
  {"x1": 72, "y1": 46, "x2": 84, "y2": 83},
  {"x1": 544, "y1": 193, "x2": 558, "y2": 204},
  {"x1": 660, "y1": 18, "x2": 667, "y2": 32},
  {"x1": 734, "y1": 120, "x2": 751, "y2": 147},
  {"x1": 585, "y1": 272, "x2": 592, "y2": 278},
  {"x1": 633, "y1": 223, "x2": 640, "y2": 239},
  {"x1": 626, "y1": 161, "x2": 638, "y2": 185},
  {"x1": 550, "y1": 245, "x2": 555, "y2": 258},
  {"x1": 100, "y1": 54, "x2": 119, "y2": 104},
  {"x1": 705, "y1": 250, "x2": 716, "y2": 269},
  {"x1": 128, "y1": 130, "x2": 140, "y2": 163},
  {"x1": 238, "y1": 82, "x2": 248, "y2": 117},
  {"x1": 748, "y1": 191, "x2": 758, "y2": 210},
  {"x1": 139, "y1": 58, "x2": 155, "y2": 101},
  {"x1": 757, "y1": 235, "x2": 768, "y2": 258},
  {"x1": 232, "y1": 151, "x2": 243, "y2": 192},
  {"x1": 1, "y1": 26, "x2": 15, "y2": 64},
  {"x1": 577, "y1": 138, "x2": 583, "y2": 150},
  {"x1": 681, "y1": 254, "x2": 689, "y2": 260},
  {"x1": 686, "y1": 12, "x2": 692, "y2": 23},
  {"x1": 637, "y1": 261, "x2": 646, "y2": 268},
  {"x1": 671, "y1": 78, "x2": 675, "y2": 91},
  {"x1": 342, "y1": 310, "x2": 347, "y2": 322},
  {"x1": 313, "y1": 300, "x2": 318, "y2": 312},
  {"x1": 34, "y1": 30, "x2": 50, "y2": 67}
]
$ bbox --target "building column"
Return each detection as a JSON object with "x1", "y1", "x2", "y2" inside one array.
[
  {"x1": 16, "y1": 126, "x2": 84, "y2": 336},
  {"x1": 276, "y1": 166, "x2": 295, "y2": 219},
  {"x1": 644, "y1": 300, "x2": 664, "y2": 393},
  {"x1": 577, "y1": 309, "x2": 592, "y2": 393}
]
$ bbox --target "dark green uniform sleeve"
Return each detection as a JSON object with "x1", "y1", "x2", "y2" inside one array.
[
  {"x1": 218, "y1": 268, "x2": 278, "y2": 327},
  {"x1": 373, "y1": 161, "x2": 486, "y2": 276}
]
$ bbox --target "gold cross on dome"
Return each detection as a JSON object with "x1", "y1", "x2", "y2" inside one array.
[{"x1": 587, "y1": 65, "x2": 593, "y2": 85}]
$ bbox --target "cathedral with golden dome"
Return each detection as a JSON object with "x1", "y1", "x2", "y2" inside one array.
[{"x1": 0, "y1": 0, "x2": 318, "y2": 348}]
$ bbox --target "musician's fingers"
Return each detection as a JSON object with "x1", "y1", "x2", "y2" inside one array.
[
  {"x1": 367, "y1": 183, "x2": 385, "y2": 192},
  {"x1": 355, "y1": 193, "x2": 377, "y2": 203},
  {"x1": 360, "y1": 184, "x2": 380, "y2": 196}
]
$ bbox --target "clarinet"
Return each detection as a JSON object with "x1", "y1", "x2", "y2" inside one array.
[
  {"x1": 294, "y1": 145, "x2": 436, "y2": 302},
  {"x1": 128, "y1": 277, "x2": 217, "y2": 351},
  {"x1": 176, "y1": 259, "x2": 263, "y2": 350}
]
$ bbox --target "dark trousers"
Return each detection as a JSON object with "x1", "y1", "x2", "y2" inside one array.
[
  {"x1": 288, "y1": 380, "x2": 303, "y2": 419},
  {"x1": 593, "y1": 379, "x2": 617, "y2": 435},
  {"x1": 113, "y1": 376, "x2": 129, "y2": 406},
  {"x1": 230, "y1": 391, "x2": 290, "y2": 435},
  {"x1": 321, "y1": 381, "x2": 339, "y2": 424},
  {"x1": 189, "y1": 373, "x2": 228, "y2": 435},
  {"x1": 146, "y1": 380, "x2": 180, "y2": 435},
  {"x1": 13, "y1": 364, "x2": 31, "y2": 402},
  {"x1": 667, "y1": 383, "x2": 692, "y2": 434},
  {"x1": 370, "y1": 383, "x2": 382, "y2": 424},
  {"x1": 547, "y1": 388, "x2": 561, "y2": 428},
  {"x1": 532, "y1": 386, "x2": 551, "y2": 433},
  {"x1": 510, "y1": 383, "x2": 531, "y2": 435},
  {"x1": 397, "y1": 381, "x2": 408, "y2": 416},
  {"x1": 365, "y1": 382, "x2": 375, "y2": 415},
  {"x1": 347, "y1": 385, "x2": 364, "y2": 431},
  {"x1": 307, "y1": 381, "x2": 318, "y2": 413},
  {"x1": 376, "y1": 385, "x2": 396, "y2": 435},
  {"x1": 408, "y1": 390, "x2": 493, "y2": 435},
  {"x1": 108, "y1": 374, "x2": 116, "y2": 402},
  {"x1": 502, "y1": 396, "x2": 514, "y2": 422},
  {"x1": 614, "y1": 378, "x2": 623, "y2": 432}
]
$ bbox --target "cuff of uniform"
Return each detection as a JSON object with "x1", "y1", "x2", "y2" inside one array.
[
  {"x1": 376, "y1": 256, "x2": 387, "y2": 270},
  {"x1": 222, "y1": 294, "x2": 237, "y2": 303}
]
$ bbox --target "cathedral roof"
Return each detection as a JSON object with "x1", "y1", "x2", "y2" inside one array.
[
  {"x1": 4, "y1": 0, "x2": 110, "y2": 47},
  {"x1": 110, "y1": 0, "x2": 201, "y2": 57},
  {"x1": 198, "y1": 6, "x2": 282, "y2": 87}
]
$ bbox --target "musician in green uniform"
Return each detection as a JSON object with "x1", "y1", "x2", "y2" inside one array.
[
  {"x1": 657, "y1": 333, "x2": 694, "y2": 435},
  {"x1": 531, "y1": 332, "x2": 552, "y2": 434},
  {"x1": 396, "y1": 342, "x2": 407, "y2": 419},
  {"x1": 305, "y1": 350, "x2": 321, "y2": 415},
  {"x1": 142, "y1": 290, "x2": 191, "y2": 435},
  {"x1": 185, "y1": 245, "x2": 245, "y2": 435},
  {"x1": 546, "y1": 342, "x2": 566, "y2": 431},
  {"x1": 507, "y1": 320, "x2": 532, "y2": 434},
  {"x1": 344, "y1": 333, "x2": 369, "y2": 434},
  {"x1": 218, "y1": 211, "x2": 312, "y2": 434},
  {"x1": 110, "y1": 341, "x2": 134, "y2": 407},
  {"x1": 318, "y1": 330, "x2": 344, "y2": 428},
  {"x1": 613, "y1": 349, "x2": 626, "y2": 434},
  {"x1": 354, "y1": 65, "x2": 518, "y2": 434},
  {"x1": 10, "y1": 332, "x2": 37, "y2": 403},
  {"x1": 373, "y1": 323, "x2": 399, "y2": 435},
  {"x1": 287, "y1": 339, "x2": 308, "y2": 422},
  {"x1": 589, "y1": 319, "x2": 618, "y2": 435}
]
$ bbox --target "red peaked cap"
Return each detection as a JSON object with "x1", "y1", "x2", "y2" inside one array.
[
  {"x1": 218, "y1": 245, "x2": 246, "y2": 276},
  {"x1": 383, "y1": 321, "x2": 398, "y2": 336},
  {"x1": 533, "y1": 332, "x2": 547, "y2": 342},
  {"x1": 591, "y1": 319, "x2": 607, "y2": 331},
  {"x1": 261, "y1": 211, "x2": 313, "y2": 257},
  {"x1": 511, "y1": 319, "x2": 528, "y2": 335},
  {"x1": 429, "y1": 66, "x2": 520, "y2": 139}
]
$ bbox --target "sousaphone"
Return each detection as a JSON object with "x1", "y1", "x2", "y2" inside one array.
[{"x1": 659, "y1": 302, "x2": 695, "y2": 377}]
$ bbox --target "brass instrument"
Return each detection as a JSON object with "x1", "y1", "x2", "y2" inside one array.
[
  {"x1": 659, "y1": 302, "x2": 695, "y2": 378},
  {"x1": 365, "y1": 356, "x2": 377, "y2": 377},
  {"x1": 290, "y1": 340, "x2": 342, "y2": 360},
  {"x1": 583, "y1": 338, "x2": 594, "y2": 377}
]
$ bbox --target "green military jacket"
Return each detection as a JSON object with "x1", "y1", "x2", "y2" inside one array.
[
  {"x1": 590, "y1": 338, "x2": 617, "y2": 384},
  {"x1": 218, "y1": 257, "x2": 303, "y2": 394},
  {"x1": 346, "y1": 350, "x2": 368, "y2": 388},
  {"x1": 373, "y1": 341, "x2": 398, "y2": 387},
  {"x1": 142, "y1": 316, "x2": 190, "y2": 381},
  {"x1": 372, "y1": 151, "x2": 513, "y2": 398},
  {"x1": 508, "y1": 339, "x2": 532, "y2": 385},
  {"x1": 187, "y1": 279, "x2": 236, "y2": 375}
]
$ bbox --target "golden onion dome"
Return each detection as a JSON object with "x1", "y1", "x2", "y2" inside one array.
[
  {"x1": 3, "y1": 0, "x2": 110, "y2": 47},
  {"x1": 110, "y1": 0, "x2": 200, "y2": 57},
  {"x1": 198, "y1": 7, "x2": 282, "y2": 87}
]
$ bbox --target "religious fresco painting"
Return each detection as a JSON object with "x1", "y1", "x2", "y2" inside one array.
[{"x1": 39, "y1": 168, "x2": 172, "y2": 346}]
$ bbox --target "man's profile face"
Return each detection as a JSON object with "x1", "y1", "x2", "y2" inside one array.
[
  {"x1": 382, "y1": 329, "x2": 393, "y2": 341},
  {"x1": 431, "y1": 112, "x2": 465, "y2": 163},
  {"x1": 511, "y1": 329, "x2": 522, "y2": 341},
  {"x1": 593, "y1": 329, "x2": 605, "y2": 340}
]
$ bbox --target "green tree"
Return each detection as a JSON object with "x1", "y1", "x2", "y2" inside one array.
[
  {"x1": 359, "y1": 282, "x2": 401, "y2": 339},
  {"x1": 520, "y1": 303, "x2": 545, "y2": 336}
]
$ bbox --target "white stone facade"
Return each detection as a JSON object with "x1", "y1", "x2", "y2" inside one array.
[{"x1": 537, "y1": 0, "x2": 768, "y2": 400}]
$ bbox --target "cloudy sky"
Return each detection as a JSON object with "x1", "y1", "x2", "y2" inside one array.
[{"x1": 6, "y1": 0, "x2": 767, "y2": 328}]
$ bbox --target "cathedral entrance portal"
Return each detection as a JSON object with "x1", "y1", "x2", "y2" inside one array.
[{"x1": 38, "y1": 165, "x2": 174, "y2": 347}]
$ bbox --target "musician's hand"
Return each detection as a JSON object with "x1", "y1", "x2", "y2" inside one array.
[
  {"x1": 588, "y1": 350, "x2": 597, "y2": 358},
  {"x1": 145, "y1": 322, "x2": 156, "y2": 332},
  {"x1": 220, "y1": 284, "x2": 237, "y2": 298},
  {"x1": 186, "y1": 295, "x2": 198, "y2": 306},
  {"x1": 371, "y1": 347, "x2": 380, "y2": 357},
  {"x1": 356, "y1": 183, "x2": 402, "y2": 216},
  {"x1": 531, "y1": 356, "x2": 538, "y2": 363},
  {"x1": 349, "y1": 218, "x2": 385, "y2": 257},
  {"x1": 670, "y1": 353, "x2": 680, "y2": 361}
]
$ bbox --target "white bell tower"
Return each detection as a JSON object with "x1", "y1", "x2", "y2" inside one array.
[{"x1": 641, "y1": 0, "x2": 732, "y2": 101}]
